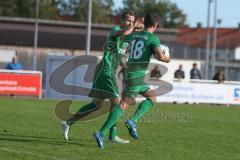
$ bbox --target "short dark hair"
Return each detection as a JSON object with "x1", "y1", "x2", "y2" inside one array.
[
  {"x1": 144, "y1": 13, "x2": 160, "y2": 28},
  {"x1": 121, "y1": 11, "x2": 134, "y2": 20}
]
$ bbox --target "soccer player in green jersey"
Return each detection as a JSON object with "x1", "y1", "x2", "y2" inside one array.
[
  {"x1": 61, "y1": 11, "x2": 136, "y2": 144},
  {"x1": 94, "y1": 13, "x2": 170, "y2": 148}
]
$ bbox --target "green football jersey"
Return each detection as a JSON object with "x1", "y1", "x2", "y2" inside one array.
[
  {"x1": 124, "y1": 31, "x2": 161, "y2": 85},
  {"x1": 95, "y1": 26, "x2": 128, "y2": 77}
]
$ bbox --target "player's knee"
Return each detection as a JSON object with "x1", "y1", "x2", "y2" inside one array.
[
  {"x1": 114, "y1": 98, "x2": 121, "y2": 104},
  {"x1": 119, "y1": 101, "x2": 128, "y2": 110},
  {"x1": 120, "y1": 104, "x2": 126, "y2": 110},
  {"x1": 110, "y1": 97, "x2": 120, "y2": 104},
  {"x1": 122, "y1": 95, "x2": 136, "y2": 106},
  {"x1": 148, "y1": 96, "x2": 156, "y2": 104}
]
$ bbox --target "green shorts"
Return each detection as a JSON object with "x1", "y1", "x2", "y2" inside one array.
[
  {"x1": 88, "y1": 73, "x2": 119, "y2": 99},
  {"x1": 123, "y1": 83, "x2": 150, "y2": 99}
]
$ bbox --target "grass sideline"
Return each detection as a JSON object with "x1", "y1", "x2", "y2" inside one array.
[{"x1": 0, "y1": 98, "x2": 239, "y2": 160}]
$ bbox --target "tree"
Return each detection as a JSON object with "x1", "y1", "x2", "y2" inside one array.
[
  {"x1": 0, "y1": 0, "x2": 114, "y2": 23},
  {"x1": 39, "y1": 0, "x2": 59, "y2": 19},
  {"x1": 55, "y1": 0, "x2": 114, "y2": 23},
  {"x1": 0, "y1": 0, "x2": 186, "y2": 27},
  {"x1": 120, "y1": 0, "x2": 186, "y2": 28},
  {"x1": 0, "y1": 0, "x2": 59, "y2": 19},
  {"x1": 0, "y1": 0, "x2": 33, "y2": 17},
  {"x1": 73, "y1": 0, "x2": 114, "y2": 24},
  {"x1": 55, "y1": 0, "x2": 80, "y2": 16}
]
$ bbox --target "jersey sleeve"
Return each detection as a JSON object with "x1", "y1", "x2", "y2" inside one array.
[
  {"x1": 108, "y1": 26, "x2": 121, "y2": 39},
  {"x1": 151, "y1": 35, "x2": 161, "y2": 48}
]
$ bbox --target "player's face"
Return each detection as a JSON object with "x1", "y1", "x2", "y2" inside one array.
[
  {"x1": 122, "y1": 15, "x2": 135, "y2": 28},
  {"x1": 152, "y1": 22, "x2": 160, "y2": 33}
]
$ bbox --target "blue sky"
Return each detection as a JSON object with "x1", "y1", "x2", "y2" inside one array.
[{"x1": 113, "y1": 0, "x2": 240, "y2": 28}]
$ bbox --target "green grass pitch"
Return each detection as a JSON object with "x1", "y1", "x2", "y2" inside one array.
[{"x1": 0, "y1": 98, "x2": 239, "y2": 160}]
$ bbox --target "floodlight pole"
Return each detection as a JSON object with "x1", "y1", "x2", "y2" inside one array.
[
  {"x1": 211, "y1": 0, "x2": 218, "y2": 77},
  {"x1": 86, "y1": 0, "x2": 92, "y2": 55},
  {"x1": 33, "y1": 0, "x2": 39, "y2": 71},
  {"x1": 205, "y1": 0, "x2": 212, "y2": 79}
]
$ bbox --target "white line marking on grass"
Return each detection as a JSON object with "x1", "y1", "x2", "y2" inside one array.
[{"x1": 0, "y1": 147, "x2": 67, "y2": 160}]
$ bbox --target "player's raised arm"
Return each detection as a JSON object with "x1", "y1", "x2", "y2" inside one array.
[{"x1": 112, "y1": 25, "x2": 134, "y2": 38}]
